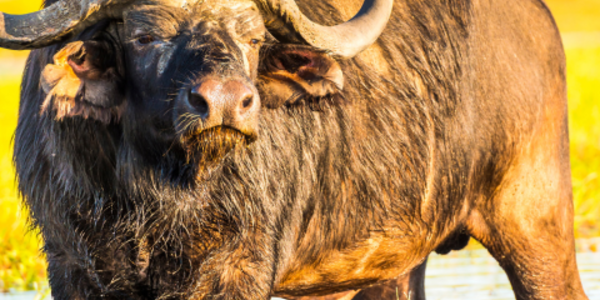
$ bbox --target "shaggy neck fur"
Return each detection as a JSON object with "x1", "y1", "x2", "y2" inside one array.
[{"x1": 15, "y1": 0, "x2": 472, "y2": 298}]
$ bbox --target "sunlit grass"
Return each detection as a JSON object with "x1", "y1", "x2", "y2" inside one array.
[
  {"x1": 567, "y1": 47, "x2": 600, "y2": 238},
  {"x1": 545, "y1": 0, "x2": 600, "y2": 32},
  {"x1": 0, "y1": 78, "x2": 47, "y2": 293},
  {"x1": 0, "y1": 0, "x2": 40, "y2": 13}
]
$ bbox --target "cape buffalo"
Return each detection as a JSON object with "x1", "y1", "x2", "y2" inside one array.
[{"x1": 1, "y1": 0, "x2": 588, "y2": 299}]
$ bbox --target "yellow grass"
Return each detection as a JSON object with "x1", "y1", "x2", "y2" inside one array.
[
  {"x1": 545, "y1": 0, "x2": 600, "y2": 32},
  {"x1": 0, "y1": 0, "x2": 598, "y2": 292},
  {"x1": 567, "y1": 47, "x2": 600, "y2": 238},
  {"x1": 0, "y1": 78, "x2": 47, "y2": 293}
]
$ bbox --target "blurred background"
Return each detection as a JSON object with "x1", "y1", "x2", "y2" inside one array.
[{"x1": 0, "y1": 0, "x2": 598, "y2": 297}]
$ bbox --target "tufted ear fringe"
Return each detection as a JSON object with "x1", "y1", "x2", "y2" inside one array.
[{"x1": 40, "y1": 41, "x2": 124, "y2": 124}]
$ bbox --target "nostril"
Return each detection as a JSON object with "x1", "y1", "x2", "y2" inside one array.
[
  {"x1": 188, "y1": 91, "x2": 209, "y2": 119},
  {"x1": 242, "y1": 95, "x2": 253, "y2": 109}
]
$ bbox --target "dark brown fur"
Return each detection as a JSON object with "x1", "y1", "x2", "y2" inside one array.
[{"x1": 13, "y1": 0, "x2": 588, "y2": 299}]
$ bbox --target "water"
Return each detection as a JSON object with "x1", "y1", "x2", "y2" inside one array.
[
  {"x1": 0, "y1": 292, "x2": 47, "y2": 300},
  {"x1": 424, "y1": 249, "x2": 600, "y2": 300},
  {"x1": 3, "y1": 242, "x2": 599, "y2": 300}
]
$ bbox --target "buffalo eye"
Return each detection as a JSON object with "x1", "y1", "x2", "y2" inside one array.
[
  {"x1": 249, "y1": 39, "x2": 262, "y2": 47},
  {"x1": 136, "y1": 35, "x2": 156, "y2": 45}
]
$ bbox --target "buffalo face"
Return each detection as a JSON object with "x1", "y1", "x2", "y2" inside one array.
[
  {"x1": 39, "y1": 0, "x2": 350, "y2": 180},
  {"x1": 122, "y1": 3, "x2": 265, "y2": 169}
]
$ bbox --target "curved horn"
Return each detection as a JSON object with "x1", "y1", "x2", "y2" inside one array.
[
  {"x1": 257, "y1": 0, "x2": 393, "y2": 58},
  {"x1": 0, "y1": 0, "x2": 131, "y2": 50}
]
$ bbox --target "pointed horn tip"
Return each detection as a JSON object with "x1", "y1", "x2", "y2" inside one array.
[{"x1": 0, "y1": 36, "x2": 33, "y2": 50}]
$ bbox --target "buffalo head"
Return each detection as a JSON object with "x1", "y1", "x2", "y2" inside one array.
[{"x1": 1, "y1": 0, "x2": 392, "y2": 180}]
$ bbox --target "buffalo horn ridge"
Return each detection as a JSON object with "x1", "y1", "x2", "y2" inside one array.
[
  {"x1": 0, "y1": 0, "x2": 392, "y2": 57},
  {"x1": 0, "y1": 0, "x2": 136, "y2": 50},
  {"x1": 255, "y1": 0, "x2": 393, "y2": 58}
]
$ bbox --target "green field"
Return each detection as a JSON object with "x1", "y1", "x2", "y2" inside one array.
[{"x1": 0, "y1": 0, "x2": 599, "y2": 293}]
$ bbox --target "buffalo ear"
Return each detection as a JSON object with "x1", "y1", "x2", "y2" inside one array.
[
  {"x1": 257, "y1": 44, "x2": 345, "y2": 110},
  {"x1": 41, "y1": 40, "x2": 124, "y2": 124}
]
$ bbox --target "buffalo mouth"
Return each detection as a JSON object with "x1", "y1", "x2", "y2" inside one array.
[{"x1": 181, "y1": 126, "x2": 249, "y2": 168}]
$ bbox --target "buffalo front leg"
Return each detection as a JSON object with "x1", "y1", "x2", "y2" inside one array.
[
  {"x1": 467, "y1": 135, "x2": 588, "y2": 299},
  {"x1": 470, "y1": 209, "x2": 588, "y2": 300},
  {"x1": 289, "y1": 259, "x2": 427, "y2": 300}
]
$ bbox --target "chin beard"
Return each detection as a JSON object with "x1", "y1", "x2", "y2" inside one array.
[{"x1": 180, "y1": 126, "x2": 249, "y2": 178}]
